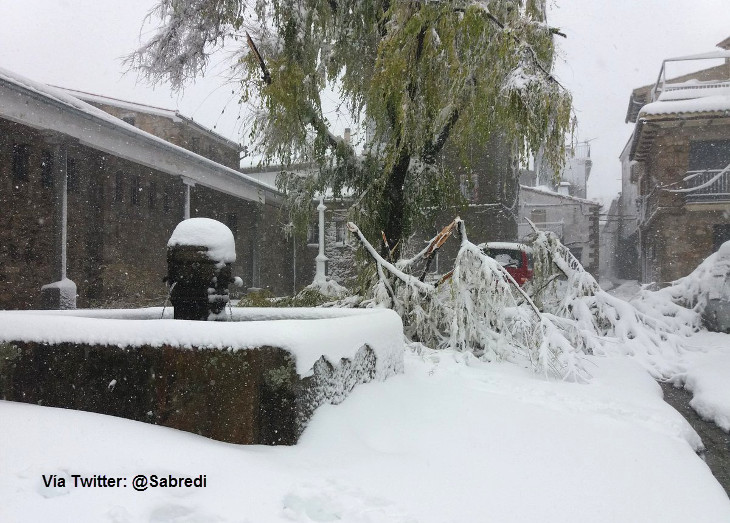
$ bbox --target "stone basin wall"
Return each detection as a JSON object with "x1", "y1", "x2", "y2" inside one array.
[{"x1": 0, "y1": 308, "x2": 403, "y2": 445}]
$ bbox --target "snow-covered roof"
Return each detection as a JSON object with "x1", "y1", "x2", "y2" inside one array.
[
  {"x1": 520, "y1": 185, "x2": 600, "y2": 206},
  {"x1": 640, "y1": 94, "x2": 730, "y2": 118},
  {"x1": 665, "y1": 49, "x2": 730, "y2": 62},
  {"x1": 482, "y1": 241, "x2": 532, "y2": 252},
  {"x1": 57, "y1": 86, "x2": 242, "y2": 151},
  {"x1": 0, "y1": 66, "x2": 279, "y2": 203}
]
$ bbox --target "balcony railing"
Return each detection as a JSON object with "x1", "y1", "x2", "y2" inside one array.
[{"x1": 683, "y1": 169, "x2": 730, "y2": 203}]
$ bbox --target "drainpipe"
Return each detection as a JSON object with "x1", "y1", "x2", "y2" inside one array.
[{"x1": 40, "y1": 132, "x2": 76, "y2": 309}]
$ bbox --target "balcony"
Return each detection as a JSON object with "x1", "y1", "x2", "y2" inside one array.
[{"x1": 683, "y1": 169, "x2": 730, "y2": 203}]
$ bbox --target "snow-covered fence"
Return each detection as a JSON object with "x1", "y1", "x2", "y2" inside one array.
[{"x1": 0, "y1": 307, "x2": 403, "y2": 445}]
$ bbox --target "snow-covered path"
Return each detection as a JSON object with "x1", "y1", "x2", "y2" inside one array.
[{"x1": 1, "y1": 348, "x2": 728, "y2": 522}]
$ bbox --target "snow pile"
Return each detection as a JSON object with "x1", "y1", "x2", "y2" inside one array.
[
  {"x1": 167, "y1": 218, "x2": 236, "y2": 263},
  {"x1": 681, "y1": 332, "x2": 730, "y2": 431},
  {"x1": 306, "y1": 278, "x2": 349, "y2": 298},
  {"x1": 1, "y1": 348, "x2": 728, "y2": 522},
  {"x1": 632, "y1": 240, "x2": 730, "y2": 332},
  {"x1": 39, "y1": 278, "x2": 77, "y2": 309},
  {"x1": 0, "y1": 307, "x2": 404, "y2": 378}
]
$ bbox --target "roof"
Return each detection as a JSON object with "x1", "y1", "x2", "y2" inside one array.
[
  {"x1": 519, "y1": 185, "x2": 601, "y2": 206},
  {"x1": 0, "y1": 66, "x2": 278, "y2": 203},
  {"x1": 481, "y1": 242, "x2": 532, "y2": 252},
  {"x1": 640, "y1": 94, "x2": 730, "y2": 118},
  {"x1": 56, "y1": 86, "x2": 242, "y2": 151},
  {"x1": 625, "y1": 49, "x2": 730, "y2": 123}
]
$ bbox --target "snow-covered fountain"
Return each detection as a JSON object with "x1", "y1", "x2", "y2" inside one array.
[
  {"x1": 165, "y1": 218, "x2": 242, "y2": 320},
  {"x1": 0, "y1": 219, "x2": 403, "y2": 445}
]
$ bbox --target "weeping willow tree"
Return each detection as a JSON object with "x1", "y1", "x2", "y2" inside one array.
[{"x1": 128, "y1": 0, "x2": 573, "y2": 255}]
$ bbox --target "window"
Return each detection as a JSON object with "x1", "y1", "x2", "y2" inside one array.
[
  {"x1": 163, "y1": 186, "x2": 171, "y2": 213},
  {"x1": 530, "y1": 209, "x2": 547, "y2": 225},
  {"x1": 335, "y1": 220, "x2": 346, "y2": 244},
  {"x1": 40, "y1": 150, "x2": 54, "y2": 188},
  {"x1": 714, "y1": 224, "x2": 730, "y2": 252},
  {"x1": 130, "y1": 175, "x2": 141, "y2": 205},
  {"x1": 225, "y1": 213, "x2": 238, "y2": 238},
  {"x1": 688, "y1": 140, "x2": 730, "y2": 171},
  {"x1": 148, "y1": 181, "x2": 157, "y2": 209},
  {"x1": 114, "y1": 171, "x2": 124, "y2": 203},
  {"x1": 459, "y1": 173, "x2": 478, "y2": 201},
  {"x1": 12, "y1": 143, "x2": 30, "y2": 181},
  {"x1": 307, "y1": 222, "x2": 319, "y2": 245},
  {"x1": 66, "y1": 157, "x2": 78, "y2": 193}
]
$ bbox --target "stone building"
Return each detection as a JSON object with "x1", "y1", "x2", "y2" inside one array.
[
  {"x1": 0, "y1": 67, "x2": 313, "y2": 310},
  {"x1": 624, "y1": 39, "x2": 730, "y2": 284}
]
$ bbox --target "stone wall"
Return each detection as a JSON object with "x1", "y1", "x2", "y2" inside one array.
[
  {"x1": 639, "y1": 122, "x2": 730, "y2": 283},
  {"x1": 0, "y1": 117, "x2": 305, "y2": 310},
  {"x1": 0, "y1": 121, "x2": 60, "y2": 309},
  {"x1": 87, "y1": 102, "x2": 241, "y2": 169}
]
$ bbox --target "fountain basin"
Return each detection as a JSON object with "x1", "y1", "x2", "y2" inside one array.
[{"x1": 0, "y1": 307, "x2": 403, "y2": 445}]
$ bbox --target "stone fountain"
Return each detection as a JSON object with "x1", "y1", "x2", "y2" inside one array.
[{"x1": 0, "y1": 218, "x2": 404, "y2": 445}]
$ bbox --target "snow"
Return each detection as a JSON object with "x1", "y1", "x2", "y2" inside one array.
[
  {"x1": 0, "y1": 307, "x2": 404, "y2": 377},
  {"x1": 1, "y1": 348, "x2": 728, "y2": 522},
  {"x1": 678, "y1": 331, "x2": 730, "y2": 432},
  {"x1": 39, "y1": 278, "x2": 77, "y2": 309},
  {"x1": 482, "y1": 241, "x2": 532, "y2": 252},
  {"x1": 306, "y1": 278, "x2": 349, "y2": 298},
  {"x1": 641, "y1": 94, "x2": 730, "y2": 116},
  {"x1": 167, "y1": 217, "x2": 237, "y2": 263}
]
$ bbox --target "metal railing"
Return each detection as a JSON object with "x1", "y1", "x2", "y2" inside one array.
[{"x1": 683, "y1": 169, "x2": 730, "y2": 203}]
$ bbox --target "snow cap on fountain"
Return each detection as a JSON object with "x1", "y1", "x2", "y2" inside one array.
[{"x1": 167, "y1": 218, "x2": 236, "y2": 263}]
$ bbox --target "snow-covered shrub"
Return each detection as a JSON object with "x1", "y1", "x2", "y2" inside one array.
[
  {"x1": 630, "y1": 240, "x2": 730, "y2": 334},
  {"x1": 524, "y1": 228, "x2": 688, "y2": 378},
  {"x1": 349, "y1": 220, "x2": 587, "y2": 380}
]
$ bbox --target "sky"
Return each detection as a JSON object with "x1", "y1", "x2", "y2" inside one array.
[{"x1": 0, "y1": 0, "x2": 729, "y2": 205}]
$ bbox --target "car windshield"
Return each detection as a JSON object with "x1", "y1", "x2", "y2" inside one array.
[{"x1": 486, "y1": 248, "x2": 523, "y2": 268}]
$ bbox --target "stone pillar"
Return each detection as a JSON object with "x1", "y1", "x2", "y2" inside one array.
[
  {"x1": 314, "y1": 196, "x2": 328, "y2": 283},
  {"x1": 40, "y1": 132, "x2": 76, "y2": 309}
]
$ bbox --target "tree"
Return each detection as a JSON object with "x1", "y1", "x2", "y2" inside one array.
[{"x1": 128, "y1": 0, "x2": 573, "y2": 256}]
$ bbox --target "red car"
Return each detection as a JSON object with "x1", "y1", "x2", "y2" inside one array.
[{"x1": 480, "y1": 242, "x2": 534, "y2": 286}]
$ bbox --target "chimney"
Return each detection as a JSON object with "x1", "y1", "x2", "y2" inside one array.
[
  {"x1": 343, "y1": 128, "x2": 351, "y2": 145},
  {"x1": 557, "y1": 182, "x2": 571, "y2": 196}
]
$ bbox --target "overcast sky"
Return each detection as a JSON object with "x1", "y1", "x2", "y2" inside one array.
[{"x1": 1, "y1": 0, "x2": 729, "y2": 205}]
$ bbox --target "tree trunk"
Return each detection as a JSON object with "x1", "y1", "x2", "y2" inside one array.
[{"x1": 380, "y1": 149, "x2": 411, "y2": 259}]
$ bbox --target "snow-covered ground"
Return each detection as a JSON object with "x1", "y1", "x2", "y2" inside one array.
[
  {"x1": 679, "y1": 331, "x2": 730, "y2": 432},
  {"x1": 2, "y1": 345, "x2": 729, "y2": 522}
]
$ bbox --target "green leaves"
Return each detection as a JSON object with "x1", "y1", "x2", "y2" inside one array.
[{"x1": 133, "y1": 0, "x2": 573, "y2": 245}]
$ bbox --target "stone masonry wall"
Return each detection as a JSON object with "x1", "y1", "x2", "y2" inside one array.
[{"x1": 640, "y1": 122, "x2": 730, "y2": 283}]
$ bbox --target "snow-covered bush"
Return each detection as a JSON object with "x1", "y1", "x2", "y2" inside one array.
[
  {"x1": 631, "y1": 240, "x2": 730, "y2": 334},
  {"x1": 349, "y1": 220, "x2": 587, "y2": 380},
  {"x1": 524, "y1": 228, "x2": 689, "y2": 378}
]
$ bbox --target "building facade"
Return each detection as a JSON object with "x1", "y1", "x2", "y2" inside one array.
[
  {"x1": 623, "y1": 39, "x2": 730, "y2": 284},
  {"x1": 0, "y1": 67, "x2": 313, "y2": 310}
]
